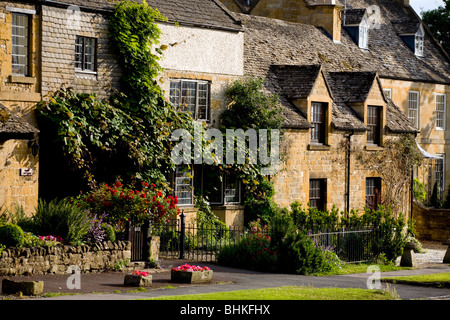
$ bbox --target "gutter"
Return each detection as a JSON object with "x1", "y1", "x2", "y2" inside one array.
[{"x1": 345, "y1": 130, "x2": 355, "y2": 214}]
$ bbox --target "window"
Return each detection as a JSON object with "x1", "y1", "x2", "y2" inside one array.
[
  {"x1": 170, "y1": 80, "x2": 210, "y2": 121},
  {"x1": 435, "y1": 154, "x2": 445, "y2": 195},
  {"x1": 309, "y1": 179, "x2": 326, "y2": 211},
  {"x1": 174, "y1": 166, "x2": 193, "y2": 206},
  {"x1": 12, "y1": 13, "x2": 30, "y2": 76},
  {"x1": 311, "y1": 102, "x2": 326, "y2": 144},
  {"x1": 436, "y1": 94, "x2": 446, "y2": 130},
  {"x1": 203, "y1": 167, "x2": 241, "y2": 205},
  {"x1": 383, "y1": 89, "x2": 392, "y2": 100},
  {"x1": 366, "y1": 178, "x2": 382, "y2": 210},
  {"x1": 367, "y1": 106, "x2": 381, "y2": 145},
  {"x1": 75, "y1": 36, "x2": 97, "y2": 72},
  {"x1": 358, "y1": 16, "x2": 369, "y2": 49},
  {"x1": 408, "y1": 91, "x2": 420, "y2": 129},
  {"x1": 415, "y1": 26, "x2": 424, "y2": 57}
]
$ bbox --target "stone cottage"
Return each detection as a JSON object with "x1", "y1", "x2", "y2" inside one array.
[{"x1": 219, "y1": 0, "x2": 450, "y2": 218}]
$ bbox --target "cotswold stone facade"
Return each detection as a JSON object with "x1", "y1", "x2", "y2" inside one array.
[
  {"x1": 222, "y1": 0, "x2": 450, "y2": 219},
  {"x1": 0, "y1": 1, "x2": 40, "y2": 214},
  {"x1": 40, "y1": 5, "x2": 120, "y2": 99}
]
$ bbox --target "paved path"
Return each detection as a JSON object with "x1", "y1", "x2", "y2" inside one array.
[{"x1": 22, "y1": 260, "x2": 450, "y2": 301}]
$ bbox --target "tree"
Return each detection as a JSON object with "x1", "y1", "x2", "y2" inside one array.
[{"x1": 422, "y1": 1, "x2": 450, "y2": 55}]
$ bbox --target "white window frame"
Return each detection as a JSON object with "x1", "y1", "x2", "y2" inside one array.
[
  {"x1": 169, "y1": 79, "x2": 210, "y2": 121},
  {"x1": 383, "y1": 88, "x2": 392, "y2": 100},
  {"x1": 75, "y1": 36, "x2": 97, "y2": 73},
  {"x1": 11, "y1": 12, "x2": 30, "y2": 76},
  {"x1": 435, "y1": 154, "x2": 445, "y2": 195},
  {"x1": 415, "y1": 25, "x2": 424, "y2": 57},
  {"x1": 174, "y1": 166, "x2": 194, "y2": 206},
  {"x1": 408, "y1": 91, "x2": 420, "y2": 129},
  {"x1": 358, "y1": 16, "x2": 369, "y2": 50},
  {"x1": 436, "y1": 93, "x2": 446, "y2": 130}
]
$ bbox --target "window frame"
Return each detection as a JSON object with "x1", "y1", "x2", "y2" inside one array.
[
  {"x1": 365, "y1": 177, "x2": 382, "y2": 210},
  {"x1": 169, "y1": 79, "x2": 210, "y2": 121},
  {"x1": 383, "y1": 88, "x2": 392, "y2": 100},
  {"x1": 310, "y1": 102, "x2": 327, "y2": 145},
  {"x1": 202, "y1": 168, "x2": 242, "y2": 206},
  {"x1": 436, "y1": 93, "x2": 447, "y2": 130},
  {"x1": 415, "y1": 26, "x2": 424, "y2": 57},
  {"x1": 309, "y1": 179, "x2": 327, "y2": 212},
  {"x1": 367, "y1": 105, "x2": 381, "y2": 146},
  {"x1": 174, "y1": 166, "x2": 194, "y2": 206},
  {"x1": 75, "y1": 36, "x2": 97, "y2": 73},
  {"x1": 435, "y1": 154, "x2": 445, "y2": 195},
  {"x1": 408, "y1": 91, "x2": 420, "y2": 129},
  {"x1": 11, "y1": 12, "x2": 30, "y2": 77}
]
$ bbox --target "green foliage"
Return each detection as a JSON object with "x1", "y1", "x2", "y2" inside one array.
[
  {"x1": 422, "y1": 1, "x2": 450, "y2": 55},
  {"x1": 102, "y1": 224, "x2": 116, "y2": 242},
  {"x1": 290, "y1": 202, "x2": 340, "y2": 232},
  {"x1": 413, "y1": 179, "x2": 427, "y2": 203},
  {"x1": 430, "y1": 181, "x2": 442, "y2": 208},
  {"x1": 0, "y1": 223, "x2": 24, "y2": 247},
  {"x1": 32, "y1": 199, "x2": 91, "y2": 245},
  {"x1": 442, "y1": 183, "x2": 450, "y2": 209},
  {"x1": 221, "y1": 77, "x2": 283, "y2": 131},
  {"x1": 243, "y1": 179, "x2": 280, "y2": 225},
  {"x1": 36, "y1": 0, "x2": 195, "y2": 188}
]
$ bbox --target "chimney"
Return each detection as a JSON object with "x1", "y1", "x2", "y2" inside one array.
[{"x1": 310, "y1": 2, "x2": 344, "y2": 43}]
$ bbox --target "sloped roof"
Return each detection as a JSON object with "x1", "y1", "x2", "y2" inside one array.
[
  {"x1": 326, "y1": 71, "x2": 378, "y2": 104},
  {"x1": 270, "y1": 65, "x2": 323, "y2": 99},
  {"x1": 391, "y1": 21, "x2": 421, "y2": 35},
  {"x1": 40, "y1": 0, "x2": 242, "y2": 31},
  {"x1": 344, "y1": 8, "x2": 367, "y2": 25},
  {"x1": 332, "y1": 103, "x2": 367, "y2": 132},
  {"x1": 0, "y1": 104, "x2": 39, "y2": 140},
  {"x1": 385, "y1": 99, "x2": 419, "y2": 134}
]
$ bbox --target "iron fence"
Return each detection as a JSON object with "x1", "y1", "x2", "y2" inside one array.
[
  {"x1": 150, "y1": 216, "x2": 246, "y2": 262},
  {"x1": 308, "y1": 227, "x2": 379, "y2": 263},
  {"x1": 130, "y1": 214, "x2": 379, "y2": 264}
]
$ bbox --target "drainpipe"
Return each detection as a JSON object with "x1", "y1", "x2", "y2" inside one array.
[
  {"x1": 410, "y1": 132, "x2": 418, "y2": 224},
  {"x1": 345, "y1": 130, "x2": 355, "y2": 215}
]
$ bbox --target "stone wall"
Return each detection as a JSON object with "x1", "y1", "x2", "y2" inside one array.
[
  {"x1": 413, "y1": 202, "x2": 450, "y2": 242},
  {"x1": 41, "y1": 5, "x2": 121, "y2": 99},
  {"x1": 0, "y1": 241, "x2": 131, "y2": 276}
]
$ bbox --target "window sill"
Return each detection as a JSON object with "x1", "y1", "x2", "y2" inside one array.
[
  {"x1": 75, "y1": 70, "x2": 98, "y2": 80},
  {"x1": 365, "y1": 145, "x2": 384, "y2": 151},
  {"x1": 308, "y1": 144, "x2": 331, "y2": 151},
  {"x1": 210, "y1": 204, "x2": 244, "y2": 210},
  {"x1": 9, "y1": 75, "x2": 36, "y2": 84}
]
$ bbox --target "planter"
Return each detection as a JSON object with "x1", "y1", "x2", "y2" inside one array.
[
  {"x1": 171, "y1": 270, "x2": 213, "y2": 284},
  {"x1": 124, "y1": 274, "x2": 152, "y2": 287}
]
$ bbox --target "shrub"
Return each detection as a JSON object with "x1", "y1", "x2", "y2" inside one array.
[
  {"x1": 0, "y1": 223, "x2": 24, "y2": 247},
  {"x1": 33, "y1": 198, "x2": 91, "y2": 245},
  {"x1": 102, "y1": 224, "x2": 116, "y2": 242}
]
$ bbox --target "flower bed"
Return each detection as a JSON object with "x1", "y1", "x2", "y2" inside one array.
[{"x1": 171, "y1": 264, "x2": 213, "y2": 284}]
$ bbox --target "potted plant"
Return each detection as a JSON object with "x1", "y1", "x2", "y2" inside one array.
[
  {"x1": 171, "y1": 264, "x2": 213, "y2": 284},
  {"x1": 124, "y1": 270, "x2": 152, "y2": 287}
]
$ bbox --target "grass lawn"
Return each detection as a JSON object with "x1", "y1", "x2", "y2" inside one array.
[
  {"x1": 313, "y1": 263, "x2": 410, "y2": 276},
  {"x1": 145, "y1": 286, "x2": 398, "y2": 300},
  {"x1": 382, "y1": 272, "x2": 450, "y2": 288}
]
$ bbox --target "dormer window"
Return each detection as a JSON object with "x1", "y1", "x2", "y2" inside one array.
[
  {"x1": 393, "y1": 22, "x2": 425, "y2": 57},
  {"x1": 343, "y1": 9, "x2": 370, "y2": 50}
]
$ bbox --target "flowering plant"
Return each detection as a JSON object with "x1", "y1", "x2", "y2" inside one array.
[
  {"x1": 39, "y1": 235, "x2": 64, "y2": 243},
  {"x1": 171, "y1": 264, "x2": 211, "y2": 272},
  {"x1": 77, "y1": 180, "x2": 180, "y2": 229},
  {"x1": 133, "y1": 270, "x2": 151, "y2": 277}
]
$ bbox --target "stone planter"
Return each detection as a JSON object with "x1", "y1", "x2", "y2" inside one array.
[
  {"x1": 171, "y1": 270, "x2": 213, "y2": 284},
  {"x1": 124, "y1": 274, "x2": 152, "y2": 287}
]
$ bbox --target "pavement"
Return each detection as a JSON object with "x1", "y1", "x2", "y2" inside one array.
[{"x1": 1, "y1": 244, "x2": 449, "y2": 302}]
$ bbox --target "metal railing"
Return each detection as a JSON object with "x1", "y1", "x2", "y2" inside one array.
[{"x1": 308, "y1": 227, "x2": 379, "y2": 263}]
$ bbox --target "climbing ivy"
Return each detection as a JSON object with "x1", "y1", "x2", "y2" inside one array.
[{"x1": 37, "y1": 1, "x2": 194, "y2": 188}]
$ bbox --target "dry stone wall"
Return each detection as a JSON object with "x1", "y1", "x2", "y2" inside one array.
[{"x1": 0, "y1": 241, "x2": 131, "y2": 276}]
